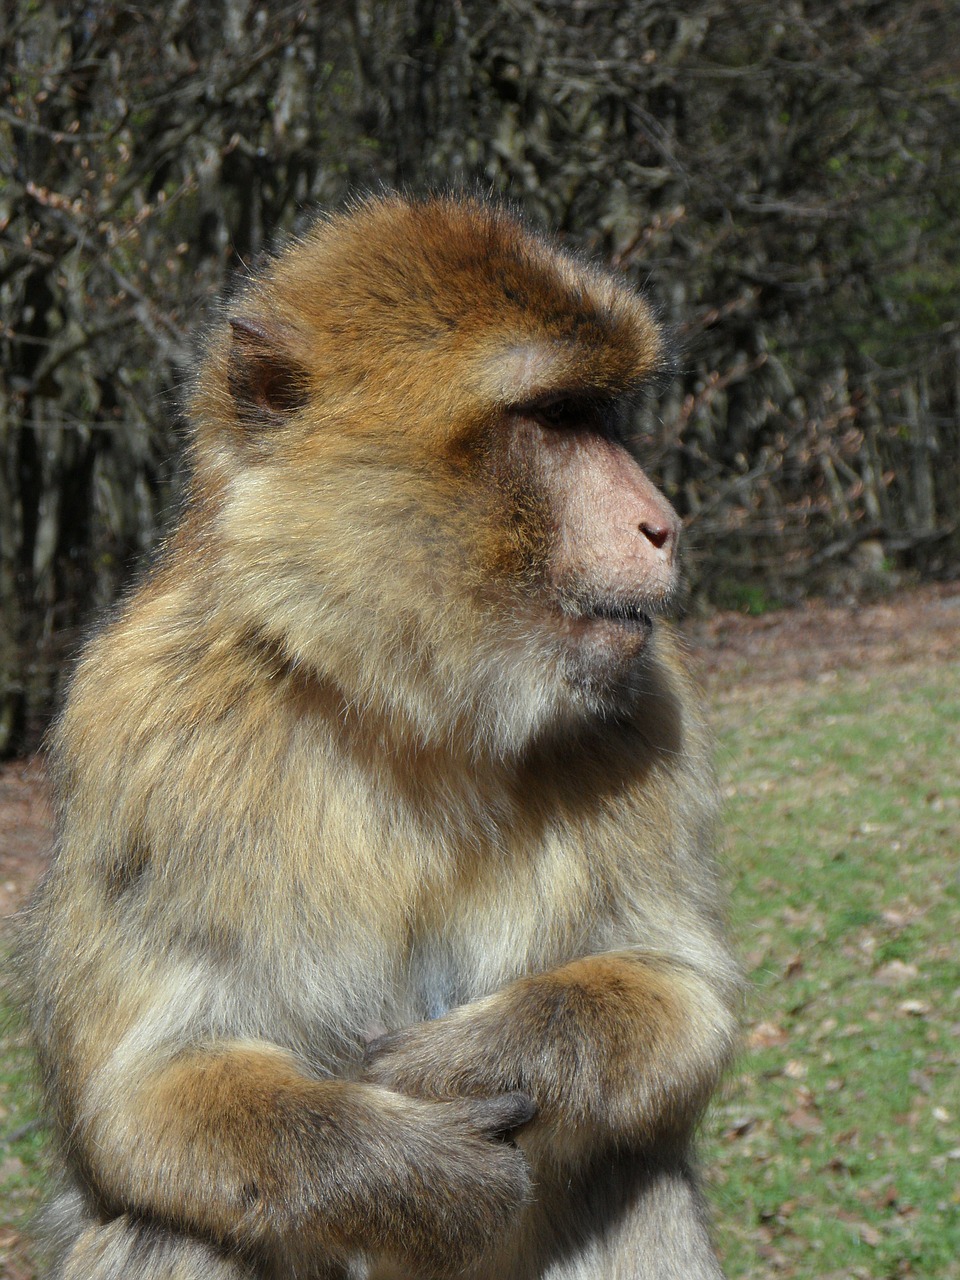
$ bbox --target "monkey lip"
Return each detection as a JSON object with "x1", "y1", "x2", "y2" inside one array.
[
  {"x1": 586, "y1": 603, "x2": 653, "y2": 629},
  {"x1": 559, "y1": 601, "x2": 655, "y2": 638}
]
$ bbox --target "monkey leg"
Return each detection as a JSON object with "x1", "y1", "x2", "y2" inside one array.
[
  {"x1": 49, "y1": 1207, "x2": 261, "y2": 1280},
  {"x1": 588, "y1": 1157, "x2": 725, "y2": 1280},
  {"x1": 46, "y1": 1187, "x2": 367, "y2": 1280},
  {"x1": 56, "y1": 1220, "x2": 361, "y2": 1280},
  {"x1": 459, "y1": 1153, "x2": 724, "y2": 1280}
]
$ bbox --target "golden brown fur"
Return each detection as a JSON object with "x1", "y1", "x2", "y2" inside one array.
[{"x1": 25, "y1": 195, "x2": 739, "y2": 1279}]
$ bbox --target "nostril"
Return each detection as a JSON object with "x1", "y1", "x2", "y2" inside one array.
[{"x1": 639, "y1": 521, "x2": 671, "y2": 550}]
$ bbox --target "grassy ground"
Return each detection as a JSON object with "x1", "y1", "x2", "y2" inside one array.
[
  {"x1": 0, "y1": 987, "x2": 43, "y2": 1280},
  {"x1": 1, "y1": 586, "x2": 958, "y2": 1278},
  {"x1": 700, "y1": 590, "x2": 960, "y2": 1278}
]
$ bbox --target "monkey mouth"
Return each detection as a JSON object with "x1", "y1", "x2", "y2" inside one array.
[
  {"x1": 583, "y1": 601, "x2": 654, "y2": 631},
  {"x1": 555, "y1": 598, "x2": 656, "y2": 641}
]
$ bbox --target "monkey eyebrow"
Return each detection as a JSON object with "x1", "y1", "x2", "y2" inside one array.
[
  {"x1": 480, "y1": 339, "x2": 653, "y2": 411},
  {"x1": 479, "y1": 341, "x2": 572, "y2": 404},
  {"x1": 513, "y1": 388, "x2": 610, "y2": 412}
]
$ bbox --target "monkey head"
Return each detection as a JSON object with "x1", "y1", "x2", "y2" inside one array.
[{"x1": 187, "y1": 196, "x2": 680, "y2": 754}]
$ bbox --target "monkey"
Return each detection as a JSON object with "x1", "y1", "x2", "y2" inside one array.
[{"x1": 24, "y1": 194, "x2": 740, "y2": 1280}]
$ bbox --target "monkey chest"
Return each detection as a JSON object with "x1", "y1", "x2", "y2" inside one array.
[{"x1": 392, "y1": 844, "x2": 603, "y2": 1022}]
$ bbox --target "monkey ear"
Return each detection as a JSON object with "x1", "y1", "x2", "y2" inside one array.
[{"x1": 227, "y1": 316, "x2": 310, "y2": 427}]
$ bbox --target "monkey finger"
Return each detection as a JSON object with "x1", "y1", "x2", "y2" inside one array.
[
  {"x1": 457, "y1": 1091, "x2": 537, "y2": 1139},
  {"x1": 362, "y1": 1031, "x2": 399, "y2": 1062}
]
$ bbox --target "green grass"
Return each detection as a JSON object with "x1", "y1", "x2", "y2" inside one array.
[
  {"x1": 705, "y1": 665, "x2": 960, "y2": 1278},
  {"x1": 0, "y1": 953, "x2": 46, "y2": 1275}
]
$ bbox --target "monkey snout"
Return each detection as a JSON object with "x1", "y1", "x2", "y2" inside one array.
[
  {"x1": 635, "y1": 497, "x2": 681, "y2": 561},
  {"x1": 629, "y1": 471, "x2": 681, "y2": 565}
]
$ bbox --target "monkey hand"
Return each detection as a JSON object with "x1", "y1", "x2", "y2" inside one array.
[
  {"x1": 338, "y1": 1086, "x2": 535, "y2": 1275},
  {"x1": 363, "y1": 955, "x2": 736, "y2": 1163}
]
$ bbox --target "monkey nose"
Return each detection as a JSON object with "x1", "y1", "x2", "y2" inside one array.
[
  {"x1": 638, "y1": 516, "x2": 679, "y2": 556},
  {"x1": 639, "y1": 521, "x2": 670, "y2": 550}
]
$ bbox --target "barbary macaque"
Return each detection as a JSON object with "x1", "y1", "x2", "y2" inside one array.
[{"x1": 25, "y1": 195, "x2": 740, "y2": 1279}]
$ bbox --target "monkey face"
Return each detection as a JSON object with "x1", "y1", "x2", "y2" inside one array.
[
  {"x1": 196, "y1": 196, "x2": 678, "y2": 749},
  {"x1": 473, "y1": 395, "x2": 680, "y2": 716}
]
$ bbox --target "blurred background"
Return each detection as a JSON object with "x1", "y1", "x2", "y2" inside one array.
[{"x1": 1, "y1": 0, "x2": 958, "y2": 755}]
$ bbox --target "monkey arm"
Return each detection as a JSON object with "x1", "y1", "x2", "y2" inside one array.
[
  {"x1": 75, "y1": 1039, "x2": 533, "y2": 1273},
  {"x1": 364, "y1": 951, "x2": 738, "y2": 1166}
]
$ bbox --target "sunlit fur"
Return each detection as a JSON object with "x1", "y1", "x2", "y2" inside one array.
[{"x1": 25, "y1": 195, "x2": 740, "y2": 1280}]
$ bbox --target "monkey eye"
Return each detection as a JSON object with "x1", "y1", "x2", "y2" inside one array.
[
  {"x1": 521, "y1": 395, "x2": 623, "y2": 439},
  {"x1": 525, "y1": 397, "x2": 586, "y2": 431}
]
